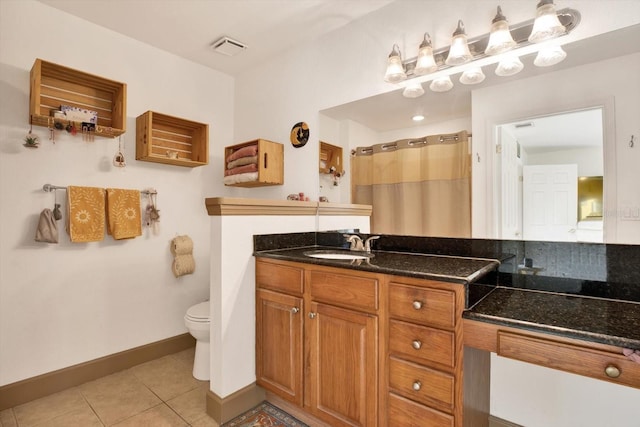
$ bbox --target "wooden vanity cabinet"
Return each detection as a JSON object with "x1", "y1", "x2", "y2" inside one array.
[
  {"x1": 385, "y1": 277, "x2": 469, "y2": 427},
  {"x1": 256, "y1": 258, "x2": 486, "y2": 427},
  {"x1": 256, "y1": 259, "x2": 379, "y2": 427},
  {"x1": 255, "y1": 260, "x2": 304, "y2": 406}
]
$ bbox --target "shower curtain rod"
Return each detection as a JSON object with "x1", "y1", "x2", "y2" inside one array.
[{"x1": 42, "y1": 183, "x2": 157, "y2": 195}]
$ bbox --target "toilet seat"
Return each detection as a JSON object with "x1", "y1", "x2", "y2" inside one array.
[{"x1": 186, "y1": 301, "x2": 210, "y2": 322}]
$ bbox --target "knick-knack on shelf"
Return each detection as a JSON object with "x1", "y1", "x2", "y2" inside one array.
[{"x1": 23, "y1": 129, "x2": 39, "y2": 148}]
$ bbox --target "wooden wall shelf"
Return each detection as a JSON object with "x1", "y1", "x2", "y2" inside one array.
[
  {"x1": 224, "y1": 139, "x2": 284, "y2": 187},
  {"x1": 29, "y1": 59, "x2": 127, "y2": 138},
  {"x1": 319, "y1": 141, "x2": 342, "y2": 174},
  {"x1": 136, "y1": 111, "x2": 209, "y2": 167}
]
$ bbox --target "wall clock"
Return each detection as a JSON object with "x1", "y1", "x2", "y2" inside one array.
[{"x1": 290, "y1": 122, "x2": 309, "y2": 148}]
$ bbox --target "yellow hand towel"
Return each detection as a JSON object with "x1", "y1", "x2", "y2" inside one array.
[
  {"x1": 67, "y1": 186, "x2": 106, "y2": 242},
  {"x1": 106, "y1": 188, "x2": 142, "y2": 240}
]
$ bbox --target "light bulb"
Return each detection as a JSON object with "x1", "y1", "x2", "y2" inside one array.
[
  {"x1": 460, "y1": 67, "x2": 486, "y2": 85},
  {"x1": 495, "y1": 56, "x2": 524, "y2": 76},
  {"x1": 429, "y1": 75, "x2": 454, "y2": 92},
  {"x1": 485, "y1": 6, "x2": 517, "y2": 56},
  {"x1": 414, "y1": 33, "x2": 438, "y2": 75},
  {"x1": 528, "y1": 0, "x2": 566, "y2": 43},
  {"x1": 403, "y1": 82, "x2": 425, "y2": 98},
  {"x1": 534, "y1": 45, "x2": 567, "y2": 67},
  {"x1": 384, "y1": 44, "x2": 407, "y2": 83},
  {"x1": 445, "y1": 20, "x2": 472, "y2": 66}
]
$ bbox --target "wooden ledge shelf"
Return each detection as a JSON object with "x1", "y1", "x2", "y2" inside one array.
[{"x1": 204, "y1": 197, "x2": 372, "y2": 216}]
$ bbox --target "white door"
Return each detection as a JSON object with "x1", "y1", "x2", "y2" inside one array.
[
  {"x1": 523, "y1": 164, "x2": 578, "y2": 241},
  {"x1": 500, "y1": 133, "x2": 521, "y2": 239}
]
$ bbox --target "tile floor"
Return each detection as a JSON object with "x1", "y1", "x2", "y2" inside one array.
[{"x1": 0, "y1": 348, "x2": 219, "y2": 427}]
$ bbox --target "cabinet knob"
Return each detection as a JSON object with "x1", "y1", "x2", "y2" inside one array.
[
  {"x1": 412, "y1": 300, "x2": 423, "y2": 310},
  {"x1": 291, "y1": 307, "x2": 299, "y2": 314},
  {"x1": 604, "y1": 364, "x2": 621, "y2": 378},
  {"x1": 308, "y1": 312, "x2": 317, "y2": 319},
  {"x1": 412, "y1": 340, "x2": 422, "y2": 350},
  {"x1": 412, "y1": 381, "x2": 422, "y2": 391}
]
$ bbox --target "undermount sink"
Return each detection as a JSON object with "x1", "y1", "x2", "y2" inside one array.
[{"x1": 303, "y1": 249, "x2": 374, "y2": 261}]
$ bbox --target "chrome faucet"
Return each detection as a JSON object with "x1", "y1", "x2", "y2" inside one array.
[
  {"x1": 364, "y1": 235, "x2": 380, "y2": 253},
  {"x1": 344, "y1": 234, "x2": 364, "y2": 251}
]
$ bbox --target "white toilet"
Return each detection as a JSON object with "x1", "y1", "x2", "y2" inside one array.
[{"x1": 184, "y1": 301, "x2": 210, "y2": 380}]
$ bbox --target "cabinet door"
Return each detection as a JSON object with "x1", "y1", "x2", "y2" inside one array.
[
  {"x1": 256, "y1": 289, "x2": 303, "y2": 405},
  {"x1": 307, "y1": 301, "x2": 378, "y2": 427}
]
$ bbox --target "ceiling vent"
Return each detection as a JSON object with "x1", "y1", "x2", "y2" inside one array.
[
  {"x1": 515, "y1": 122, "x2": 534, "y2": 128},
  {"x1": 211, "y1": 36, "x2": 247, "y2": 56}
]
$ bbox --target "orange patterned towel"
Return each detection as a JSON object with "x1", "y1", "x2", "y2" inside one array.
[
  {"x1": 67, "y1": 186, "x2": 106, "y2": 242},
  {"x1": 106, "y1": 188, "x2": 142, "y2": 240}
]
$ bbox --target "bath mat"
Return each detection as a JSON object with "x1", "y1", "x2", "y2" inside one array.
[{"x1": 223, "y1": 401, "x2": 309, "y2": 427}]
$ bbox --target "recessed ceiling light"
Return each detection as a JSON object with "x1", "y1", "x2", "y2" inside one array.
[{"x1": 412, "y1": 115, "x2": 425, "y2": 122}]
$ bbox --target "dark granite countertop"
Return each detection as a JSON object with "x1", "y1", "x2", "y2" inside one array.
[
  {"x1": 254, "y1": 246, "x2": 500, "y2": 284},
  {"x1": 464, "y1": 287, "x2": 640, "y2": 350}
]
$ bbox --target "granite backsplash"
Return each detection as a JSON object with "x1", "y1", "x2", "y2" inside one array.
[{"x1": 253, "y1": 231, "x2": 640, "y2": 303}]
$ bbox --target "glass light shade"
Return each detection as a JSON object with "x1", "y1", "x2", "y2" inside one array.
[
  {"x1": 445, "y1": 20, "x2": 472, "y2": 66},
  {"x1": 402, "y1": 82, "x2": 425, "y2": 98},
  {"x1": 429, "y1": 75, "x2": 454, "y2": 92},
  {"x1": 459, "y1": 67, "x2": 486, "y2": 85},
  {"x1": 414, "y1": 33, "x2": 438, "y2": 75},
  {"x1": 384, "y1": 45, "x2": 407, "y2": 83},
  {"x1": 495, "y1": 56, "x2": 524, "y2": 76},
  {"x1": 485, "y1": 7, "x2": 516, "y2": 56},
  {"x1": 528, "y1": 1, "x2": 566, "y2": 43},
  {"x1": 534, "y1": 45, "x2": 567, "y2": 67}
]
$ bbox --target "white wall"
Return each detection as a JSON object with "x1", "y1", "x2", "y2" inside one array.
[
  {"x1": 0, "y1": 1, "x2": 234, "y2": 386},
  {"x1": 526, "y1": 147, "x2": 603, "y2": 177}
]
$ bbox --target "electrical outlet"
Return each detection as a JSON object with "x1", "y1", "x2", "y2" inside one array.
[{"x1": 621, "y1": 206, "x2": 640, "y2": 221}]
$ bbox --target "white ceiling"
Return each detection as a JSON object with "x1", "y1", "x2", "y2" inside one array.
[{"x1": 36, "y1": 0, "x2": 393, "y2": 76}]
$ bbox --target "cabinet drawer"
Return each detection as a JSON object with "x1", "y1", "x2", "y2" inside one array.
[
  {"x1": 310, "y1": 270, "x2": 378, "y2": 312},
  {"x1": 498, "y1": 331, "x2": 640, "y2": 389},
  {"x1": 389, "y1": 320, "x2": 455, "y2": 368},
  {"x1": 389, "y1": 357, "x2": 454, "y2": 414},
  {"x1": 256, "y1": 260, "x2": 304, "y2": 296},
  {"x1": 388, "y1": 393, "x2": 454, "y2": 427},
  {"x1": 389, "y1": 283, "x2": 456, "y2": 329}
]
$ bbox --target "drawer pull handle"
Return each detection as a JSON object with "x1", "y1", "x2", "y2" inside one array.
[
  {"x1": 412, "y1": 340, "x2": 422, "y2": 350},
  {"x1": 412, "y1": 381, "x2": 422, "y2": 391},
  {"x1": 605, "y1": 364, "x2": 621, "y2": 378},
  {"x1": 412, "y1": 300, "x2": 423, "y2": 310},
  {"x1": 308, "y1": 312, "x2": 317, "y2": 319},
  {"x1": 291, "y1": 307, "x2": 299, "y2": 314}
]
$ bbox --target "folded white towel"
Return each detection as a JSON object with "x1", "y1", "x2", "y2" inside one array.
[{"x1": 223, "y1": 172, "x2": 258, "y2": 185}]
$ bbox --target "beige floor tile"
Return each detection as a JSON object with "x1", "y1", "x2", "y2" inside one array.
[
  {"x1": 189, "y1": 414, "x2": 219, "y2": 427},
  {"x1": 0, "y1": 409, "x2": 17, "y2": 427},
  {"x1": 170, "y1": 347, "x2": 195, "y2": 368},
  {"x1": 34, "y1": 404, "x2": 103, "y2": 427},
  {"x1": 79, "y1": 370, "x2": 161, "y2": 426},
  {"x1": 130, "y1": 355, "x2": 201, "y2": 401},
  {"x1": 12, "y1": 388, "x2": 86, "y2": 427},
  {"x1": 166, "y1": 386, "x2": 208, "y2": 424},
  {"x1": 110, "y1": 404, "x2": 187, "y2": 427}
]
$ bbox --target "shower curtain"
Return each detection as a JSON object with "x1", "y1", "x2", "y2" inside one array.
[{"x1": 351, "y1": 131, "x2": 471, "y2": 237}]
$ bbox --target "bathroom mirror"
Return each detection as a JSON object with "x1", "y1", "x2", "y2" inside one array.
[{"x1": 319, "y1": 24, "x2": 640, "y2": 242}]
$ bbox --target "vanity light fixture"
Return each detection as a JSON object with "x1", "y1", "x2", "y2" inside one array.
[
  {"x1": 485, "y1": 6, "x2": 517, "y2": 56},
  {"x1": 403, "y1": 81, "x2": 425, "y2": 98},
  {"x1": 445, "y1": 21, "x2": 473, "y2": 66},
  {"x1": 384, "y1": 44, "x2": 407, "y2": 83},
  {"x1": 528, "y1": 0, "x2": 567, "y2": 43},
  {"x1": 386, "y1": 1, "x2": 580, "y2": 96},
  {"x1": 414, "y1": 33, "x2": 438, "y2": 75}
]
